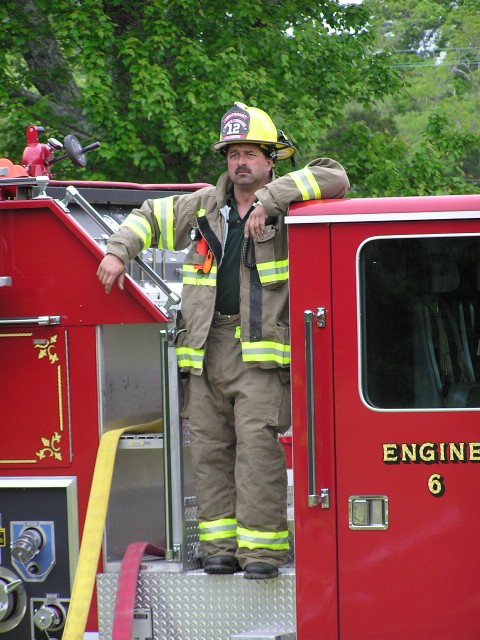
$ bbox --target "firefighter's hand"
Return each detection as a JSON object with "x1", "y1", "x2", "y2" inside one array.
[
  {"x1": 244, "y1": 205, "x2": 268, "y2": 241},
  {"x1": 97, "y1": 254, "x2": 126, "y2": 293}
]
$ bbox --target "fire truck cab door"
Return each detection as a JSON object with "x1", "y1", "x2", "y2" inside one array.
[
  {"x1": 331, "y1": 221, "x2": 480, "y2": 640},
  {"x1": 289, "y1": 204, "x2": 480, "y2": 639}
]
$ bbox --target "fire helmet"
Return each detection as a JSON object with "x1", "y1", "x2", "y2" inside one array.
[{"x1": 212, "y1": 102, "x2": 296, "y2": 161}]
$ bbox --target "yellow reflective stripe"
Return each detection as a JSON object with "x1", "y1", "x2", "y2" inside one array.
[
  {"x1": 235, "y1": 325, "x2": 241, "y2": 339},
  {"x1": 290, "y1": 168, "x2": 322, "y2": 201},
  {"x1": 237, "y1": 527, "x2": 290, "y2": 550},
  {"x1": 199, "y1": 518, "x2": 237, "y2": 541},
  {"x1": 241, "y1": 340, "x2": 291, "y2": 365},
  {"x1": 153, "y1": 197, "x2": 175, "y2": 250},
  {"x1": 176, "y1": 346, "x2": 204, "y2": 369},
  {"x1": 182, "y1": 264, "x2": 217, "y2": 286},
  {"x1": 197, "y1": 208, "x2": 206, "y2": 219},
  {"x1": 121, "y1": 213, "x2": 152, "y2": 249},
  {"x1": 256, "y1": 259, "x2": 289, "y2": 284}
]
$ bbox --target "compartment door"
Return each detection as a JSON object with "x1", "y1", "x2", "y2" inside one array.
[{"x1": 0, "y1": 327, "x2": 71, "y2": 468}]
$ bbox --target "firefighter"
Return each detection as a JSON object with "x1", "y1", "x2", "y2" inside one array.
[{"x1": 97, "y1": 102, "x2": 349, "y2": 579}]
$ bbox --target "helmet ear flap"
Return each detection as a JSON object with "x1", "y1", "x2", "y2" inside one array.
[
  {"x1": 275, "y1": 129, "x2": 296, "y2": 166},
  {"x1": 260, "y1": 144, "x2": 277, "y2": 162}
]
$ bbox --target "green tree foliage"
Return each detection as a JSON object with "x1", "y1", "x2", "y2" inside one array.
[
  {"x1": 321, "y1": 0, "x2": 480, "y2": 196},
  {"x1": 2, "y1": 0, "x2": 476, "y2": 196},
  {"x1": 372, "y1": 0, "x2": 452, "y2": 58},
  {"x1": 324, "y1": 109, "x2": 479, "y2": 196},
  {"x1": 0, "y1": 0, "x2": 402, "y2": 183}
]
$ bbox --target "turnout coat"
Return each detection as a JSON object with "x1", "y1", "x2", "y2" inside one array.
[{"x1": 105, "y1": 158, "x2": 349, "y2": 374}]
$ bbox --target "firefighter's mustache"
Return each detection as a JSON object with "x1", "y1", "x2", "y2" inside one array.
[{"x1": 236, "y1": 166, "x2": 251, "y2": 174}]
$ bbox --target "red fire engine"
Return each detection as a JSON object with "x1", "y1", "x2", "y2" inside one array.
[{"x1": 1, "y1": 126, "x2": 480, "y2": 640}]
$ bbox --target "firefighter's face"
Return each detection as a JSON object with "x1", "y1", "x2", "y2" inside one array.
[{"x1": 226, "y1": 144, "x2": 273, "y2": 189}]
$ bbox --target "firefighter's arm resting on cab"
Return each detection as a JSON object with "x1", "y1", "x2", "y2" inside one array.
[
  {"x1": 253, "y1": 157, "x2": 350, "y2": 219},
  {"x1": 97, "y1": 155, "x2": 350, "y2": 293},
  {"x1": 242, "y1": 157, "x2": 349, "y2": 241}
]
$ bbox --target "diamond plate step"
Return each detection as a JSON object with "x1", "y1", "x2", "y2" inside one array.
[{"x1": 97, "y1": 568, "x2": 296, "y2": 640}]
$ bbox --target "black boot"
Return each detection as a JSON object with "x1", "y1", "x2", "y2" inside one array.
[
  {"x1": 204, "y1": 555, "x2": 240, "y2": 575},
  {"x1": 244, "y1": 562, "x2": 279, "y2": 580}
]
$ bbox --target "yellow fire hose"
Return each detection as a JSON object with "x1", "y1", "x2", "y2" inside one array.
[{"x1": 62, "y1": 418, "x2": 163, "y2": 640}]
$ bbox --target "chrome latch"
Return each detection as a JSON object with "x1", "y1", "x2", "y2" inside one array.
[
  {"x1": 308, "y1": 488, "x2": 330, "y2": 509},
  {"x1": 349, "y1": 495, "x2": 389, "y2": 530},
  {"x1": 320, "y1": 488, "x2": 330, "y2": 509},
  {"x1": 316, "y1": 306, "x2": 326, "y2": 328}
]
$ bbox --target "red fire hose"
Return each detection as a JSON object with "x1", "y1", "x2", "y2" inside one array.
[{"x1": 112, "y1": 541, "x2": 165, "y2": 640}]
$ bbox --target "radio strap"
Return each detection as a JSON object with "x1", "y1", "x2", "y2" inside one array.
[{"x1": 196, "y1": 215, "x2": 223, "y2": 266}]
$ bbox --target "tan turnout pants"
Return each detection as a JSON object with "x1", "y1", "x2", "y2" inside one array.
[{"x1": 188, "y1": 313, "x2": 291, "y2": 568}]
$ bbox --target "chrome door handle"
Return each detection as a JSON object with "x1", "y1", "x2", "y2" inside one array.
[{"x1": 304, "y1": 309, "x2": 330, "y2": 509}]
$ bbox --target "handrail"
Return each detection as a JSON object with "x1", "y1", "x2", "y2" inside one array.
[
  {"x1": 61, "y1": 185, "x2": 181, "y2": 317},
  {"x1": 0, "y1": 315, "x2": 61, "y2": 326},
  {"x1": 159, "y1": 329, "x2": 175, "y2": 560},
  {"x1": 304, "y1": 309, "x2": 330, "y2": 509}
]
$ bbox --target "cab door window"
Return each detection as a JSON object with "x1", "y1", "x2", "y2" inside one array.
[{"x1": 360, "y1": 236, "x2": 480, "y2": 409}]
